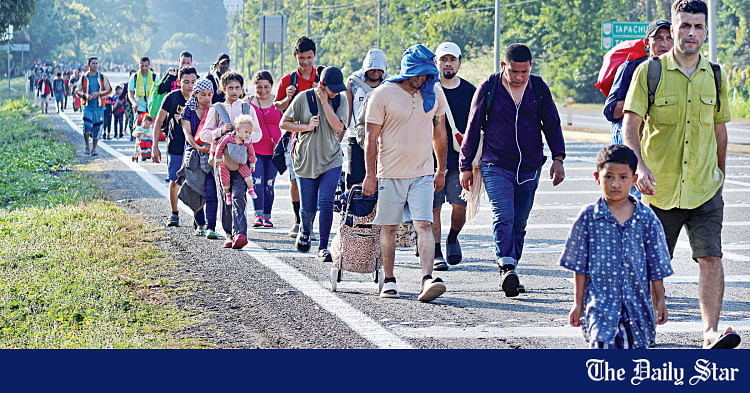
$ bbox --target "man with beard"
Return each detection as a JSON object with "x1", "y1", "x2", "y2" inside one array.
[
  {"x1": 343, "y1": 48, "x2": 388, "y2": 187},
  {"x1": 431, "y1": 42, "x2": 476, "y2": 271},
  {"x1": 362, "y1": 44, "x2": 448, "y2": 303},
  {"x1": 207, "y1": 53, "x2": 231, "y2": 104}
]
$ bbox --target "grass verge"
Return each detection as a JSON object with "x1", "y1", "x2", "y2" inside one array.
[{"x1": 0, "y1": 98, "x2": 203, "y2": 348}]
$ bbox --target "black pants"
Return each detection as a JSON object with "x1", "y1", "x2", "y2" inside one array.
[{"x1": 113, "y1": 113, "x2": 124, "y2": 137}]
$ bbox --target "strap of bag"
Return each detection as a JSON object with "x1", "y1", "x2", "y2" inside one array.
[
  {"x1": 436, "y1": 83, "x2": 462, "y2": 152},
  {"x1": 710, "y1": 62, "x2": 722, "y2": 112},
  {"x1": 482, "y1": 73, "x2": 499, "y2": 132},
  {"x1": 214, "y1": 103, "x2": 232, "y2": 125},
  {"x1": 306, "y1": 90, "x2": 318, "y2": 116},
  {"x1": 646, "y1": 57, "x2": 662, "y2": 115}
]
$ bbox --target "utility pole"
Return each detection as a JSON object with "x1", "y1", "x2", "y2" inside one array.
[
  {"x1": 377, "y1": 0, "x2": 382, "y2": 48},
  {"x1": 242, "y1": 0, "x2": 246, "y2": 76},
  {"x1": 307, "y1": 0, "x2": 311, "y2": 37},
  {"x1": 260, "y1": 0, "x2": 264, "y2": 71},
  {"x1": 646, "y1": 0, "x2": 652, "y2": 21},
  {"x1": 708, "y1": 0, "x2": 717, "y2": 62},
  {"x1": 493, "y1": 0, "x2": 502, "y2": 73}
]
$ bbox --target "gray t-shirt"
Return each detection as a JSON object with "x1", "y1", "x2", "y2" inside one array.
[{"x1": 284, "y1": 91, "x2": 348, "y2": 178}]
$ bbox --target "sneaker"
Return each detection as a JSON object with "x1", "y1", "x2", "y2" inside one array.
[
  {"x1": 252, "y1": 216, "x2": 264, "y2": 227},
  {"x1": 446, "y1": 240, "x2": 462, "y2": 265},
  {"x1": 379, "y1": 281, "x2": 399, "y2": 298},
  {"x1": 500, "y1": 265, "x2": 520, "y2": 297},
  {"x1": 248, "y1": 189, "x2": 258, "y2": 199},
  {"x1": 194, "y1": 228, "x2": 206, "y2": 236},
  {"x1": 296, "y1": 232, "x2": 311, "y2": 253},
  {"x1": 317, "y1": 249, "x2": 333, "y2": 263},
  {"x1": 166, "y1": 214, "x2": 179, "y2": 227},
  {"x1": 225, "y1": 193, "x2": 232, "y2": 205},
  {"x1": 433, "y1": 256, "x2": 449, "y2": 271},
  {"x1": 84, "y1": 146, "x2": 90, "y2": 155},
  {"x1": 288, "y1": 223, "x2": 300, "y2": 238},
  {"x1": 418, "y1": 277, "x2": 446, "y2": 302},
  {"x1": 223, "y1": 239, "x2": 233, "y2": 248},
  {"x1": 517, "y1": 283, "x2": 526, "y2": 293},
  {"x1": 206, "y1": 229, "x2": 219, "y2": 240},
  {"x1": 262, "y1": 218, "x2": 273, "y2": 228},
  {"x1": 90, "y1": 150, "x2": 98, "y2": 156},
  {"x1": 232, "y1": 234, "x2": 248, "y2": 249}
]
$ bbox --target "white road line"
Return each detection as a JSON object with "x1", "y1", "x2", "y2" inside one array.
[
  {"x1": 59, "y1": 111, "x2": 413, "y2": 350},
  {"x1": 463, "y1": 221, "x2": 750, "y2": 231},
  {"x1": 389, "y1": 319, "x2": 750, "y2": 339},
  {"x1": 725, "y1": 179, "x2": 750, "y2": 188}
]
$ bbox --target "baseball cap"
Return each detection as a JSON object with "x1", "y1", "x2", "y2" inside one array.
[
  {"x1": 435, "y1": 42, "x2": 462, "y2": 59},
  {"x1": 645, "y1": 20, "x2": 671, "y2": 38},
  {"x1": 320, "y1": 66, "x2": 346, "y2": 94},
  {"x1": 215, "y1": 53, "x2": 230, "y2": 64}
]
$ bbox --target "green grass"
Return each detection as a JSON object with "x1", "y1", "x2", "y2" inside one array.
[
  {"x1": 0, "y1": 99, "x2": 204, "y2": 348},
  {"x1": 0, "y1": 77, "x2": 30, "y2": 101}
]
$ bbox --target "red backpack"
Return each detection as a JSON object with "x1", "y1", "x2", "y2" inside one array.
[{"x1": 595, "y1": 39, "x2": 649, "y2": 97}]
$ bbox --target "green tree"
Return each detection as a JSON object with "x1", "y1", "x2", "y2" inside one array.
[{"x1": 0, "y1": 0, "x2": 37, "y2": 43}]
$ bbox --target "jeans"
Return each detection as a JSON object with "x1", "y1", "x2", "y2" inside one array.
[
  {"x1": 217, "y1": 169, "x2": 247, "y2": 237},
  {"x1": 113, "y1": 113, "x2": 124, "y2": 137},
  {"x1": 297, "y1": 166, "x2": 342, "y2": 250},
  {"x1": 481, "y1": 162, "x2": 541, "y2": 266},
  {"x1": 252, "y1": 154, "x2": 278, "y2": 219},
  {"x1": 194, "y1": 167, "x2": 219, "y2": 231}
]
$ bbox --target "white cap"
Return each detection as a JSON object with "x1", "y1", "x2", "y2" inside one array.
[{"x1": 435, "y1": 42, "x2": 462, "y2": 59}]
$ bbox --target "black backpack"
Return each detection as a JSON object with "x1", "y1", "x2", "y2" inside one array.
[
  {"x1": 305, "y1": 89, "x2": 341, "y2": 133},
  {"x1": 482, "y1": 73, "x2": 548, "y2": 131},
  {"x1": 646, "y1": 57, "x2": 722, "y2": 113}
]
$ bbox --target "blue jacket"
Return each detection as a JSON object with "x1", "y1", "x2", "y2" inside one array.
[{"x1": 603, "y1": 57, "x2": 647, "y2": 143}]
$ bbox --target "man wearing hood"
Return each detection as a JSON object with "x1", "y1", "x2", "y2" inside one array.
[
  {"x1": 362, "y1": 44, "x2": 448, "y2": 303},
  {"x1": 343, "y1": 48, "x2": 388, "y2": 187},
  {"x1": 207, "y1": 53, "x2": 231, "y2": 104}
]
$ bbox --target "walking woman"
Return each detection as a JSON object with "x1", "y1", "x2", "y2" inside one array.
[
  {"x1": 180, "y1": 78, "x2": 220, "y2": 240},
  {"x1": 247, "y1": 71, "x2": 283, "y2": 228},
  {"x1": 279, "y1": 66, "x2": 348, "y2": 262}
]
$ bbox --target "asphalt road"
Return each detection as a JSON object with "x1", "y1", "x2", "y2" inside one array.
[
  {"x1": 559, "y1": 105, "x2": 750, "y2": 145},
  {"x1": 51, "y1": 74, "x2": 750, "y2": 349}
]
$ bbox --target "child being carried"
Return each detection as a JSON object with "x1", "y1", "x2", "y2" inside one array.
[{"x1": 215, "y1": 114, "x2": 258, "y2": 203}]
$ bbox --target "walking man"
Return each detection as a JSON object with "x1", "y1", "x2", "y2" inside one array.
[
  {"x1": 74, "y1": 56, "x2": 113, "y2": 156},
  {"x1": 459, "y1": 44, "x2": 566, "y2": 297},
  {"x1": 362, "y1": 44, "x2": 448, "y2": 303},
  {"x1": 128, "y1": 57, "x2": 157, "y2": 122},
  {"x1": 150, "y1": 51, "x2": 193, "y2": 118},
  {"x1": 431, "y1": 42, "x2": 476, "y2": 271},
  {"x1": 206, "y1": 53, "x2": 231, "y2": 104},
  {"x1": 622, "y1": 0, "x2": 740, "y2": 349}
]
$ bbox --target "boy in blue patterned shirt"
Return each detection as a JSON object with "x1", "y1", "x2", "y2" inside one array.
[{"x1": 560, "y1": 144, "x2": 673, "y2": 349}]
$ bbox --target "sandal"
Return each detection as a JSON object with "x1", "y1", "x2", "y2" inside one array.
[
  {"x1": 194, "y1": 228, "x2": 206, "y2": 237},
  {"x1": 205, "y1": 229, "x2": 219, "y2": 240}
]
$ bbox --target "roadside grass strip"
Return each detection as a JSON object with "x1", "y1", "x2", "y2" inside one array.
[{"x1": 0, "y1": 99, "x2": 199, "y2": 348}]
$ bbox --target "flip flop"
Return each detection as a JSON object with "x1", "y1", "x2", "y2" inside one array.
[
  {"x1": 707, "y1": 332, "x2": 741, "y2": 349},
  {"x1": 446, "y1": 240, "x2": 462, "y2": 265}
]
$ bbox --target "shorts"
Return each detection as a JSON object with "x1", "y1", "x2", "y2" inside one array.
[
  {"x1": 373, "y1": 175, "x2": 434, "y2": 225},
  {"x1": 83, "y1": 106, "x2": 105, "y2": 139},
  {"x1": 167, "y1": 153, "x2": 184, "y2": 182},
  {"x1": 55, "y1": 95, "x2": 64, "y2": 103},
  {"x1": 284, "y1": 148, "x2": 296, "y2": 181},
  {"x1": 650, "y1": 189, "x2": 723, "y2": 261},
  {"x1": 433, "y1": 170, "x2": 467, "y2": 208}
]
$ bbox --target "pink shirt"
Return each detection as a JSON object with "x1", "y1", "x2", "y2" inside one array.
[
  {"x1": 250, "y1": 101, "x2": 282, "y2": 156},
  {"x1": 199, "y1": 100, "x2": 262, "y2": 145}
]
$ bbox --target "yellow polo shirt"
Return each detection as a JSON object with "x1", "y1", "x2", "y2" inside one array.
[{"x1": 624, "y1": 51, "x2": 731, "y2": 210}]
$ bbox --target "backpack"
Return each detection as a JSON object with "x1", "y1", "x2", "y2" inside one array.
[
  {"x1": 289, "y1": 69, "x2": 320, "y2": 96},
  {"x1": 646, "y1": 57, "x2": 722, "y2": 114},
  {"x1": 148, "y1": 71, "x2": 172, "y2": 117},
  {"x1": 305, "y1": 89, "x2": 341, "y2": 128},
  {"x1": 595, "y1": 39, "x2": 649, "y2": 97}
]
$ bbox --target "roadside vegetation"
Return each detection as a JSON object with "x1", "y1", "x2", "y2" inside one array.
[{"x1": 0, "y1": 98, "x2": 202, "y2": 348}]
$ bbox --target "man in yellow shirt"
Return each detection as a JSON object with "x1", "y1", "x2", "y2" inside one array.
[{"x1": 622, "y1": 0, "x2": 738, "y2": 349}]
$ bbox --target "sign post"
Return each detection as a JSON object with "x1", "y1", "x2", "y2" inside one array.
[{"x1": 601, "y1": 21, "x2": 649, "y2": 50}]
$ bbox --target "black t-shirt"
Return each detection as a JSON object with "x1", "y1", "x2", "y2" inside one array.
[
  {"x1": 160, "y1": 89, "x2": 188, "y2": 155},
  {"x1": 441, "y1": 77, "x2": 476, "y2": 171}
]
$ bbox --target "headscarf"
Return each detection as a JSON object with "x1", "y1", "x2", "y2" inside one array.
[
  {"x1": 386, "y1": 44, "x2": 439, "y2": 112},
  {"x1": 185, "y1": 78, "x2": 215, "y2": 112}
]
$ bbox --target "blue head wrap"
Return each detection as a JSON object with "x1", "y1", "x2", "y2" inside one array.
[{"x1": 386, "y1": 44, "x2": 439, "y2": 112}]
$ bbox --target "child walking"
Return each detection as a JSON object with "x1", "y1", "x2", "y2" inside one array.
[
  {"x1": 559, "y1": 144, "x2": 673, "y2": 349},
  {"x1": 215, "y1": 114, "x2": 258, "y2": 204}
]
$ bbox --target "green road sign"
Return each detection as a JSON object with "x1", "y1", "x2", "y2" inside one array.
[{"x1": 601, "y1": 21, "x2": 649, "y2": 50}]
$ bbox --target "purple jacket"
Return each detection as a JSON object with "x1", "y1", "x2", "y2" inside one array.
[{"x1": 459, "y1": 75, "x2": 565, "y2": 173}]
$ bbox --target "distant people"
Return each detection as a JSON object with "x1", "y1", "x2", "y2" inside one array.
[
  {"x1": 53, "y1": 72, "x2": 66, "y2": 113},
  {"x1": 73, "y1": 56, "x2": 113, "y2": 156},
  {"x1": 113, "y1": 85, "x2": 126, "y2": 138},
  {"x1": 102, "y1": 93, "x2": 114, "y2": 139},
  {"x1": 37, "y1": 74, "x2": 53, "y2": 114},
  {"x1": 63, "y1": 72, "x2": 71, "y2": 110},
  {"x1": 150, "y1": 51, "x2": 193, "y2": 118},
  {"x1": 123, "y1": 70, "x2": 137, "y2": 139},
  {"x1": 560, "y1": 144, "x2": 673, "y2": 349},
  {"x1": 128, "y1": 57, "x2": 157, "y2": 122},
  {"x1": 206, "y1": 53, "x2": 231, "y2": 104},
  {"x1": 460, "y1": 43, "x2": 566, "y2": 297},
  {"x1": 247, "y1": 70, "x2": 283, "y2": 228},
  {"x1": 622, "y1": 0, "x2": 739, "y2": 349},
  {"x1": 604, "y1": 19, "x2": 674, "y2": 144},
  {"x1": 362, "y1": 44, "x2": 448, "y2": 302},
  {"x1": 152, "y1": 66, "x2": 198, "y2": 227},
  {"x1": 279, "y1": 66, "x2": 349, "y2": 262},
  {"x1": 343, "y1": 48, "x2": 388, "y2": 188},
  {"x1": 274, "y1": 36, "x2": 319, "y2": 239},
  {"x1": 199, "y1": 71, "x2": 262, "y2": 249}
]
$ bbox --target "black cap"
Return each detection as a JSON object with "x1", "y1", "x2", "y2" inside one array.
[
  {"x1": 319, "y1": 66, "x2": 346, "y2": 94},
  {"x1": 646, "y1": 19, "x2": 671, "y2": 38},
  {"x1": 215, "y1": 53, "x2": 230, "y2": 64}
]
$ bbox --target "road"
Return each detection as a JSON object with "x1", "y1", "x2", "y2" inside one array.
[
  {"x1": 559, "y1": 106, "x2": 750, "y2": 145},
  {"x1": 52, "y1": 73, "x2": 750, "y2": 348}
]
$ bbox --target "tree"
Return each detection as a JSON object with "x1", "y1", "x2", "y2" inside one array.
[{"x1": 0, "y1": 0, "x2": 37, "y2": 43}]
